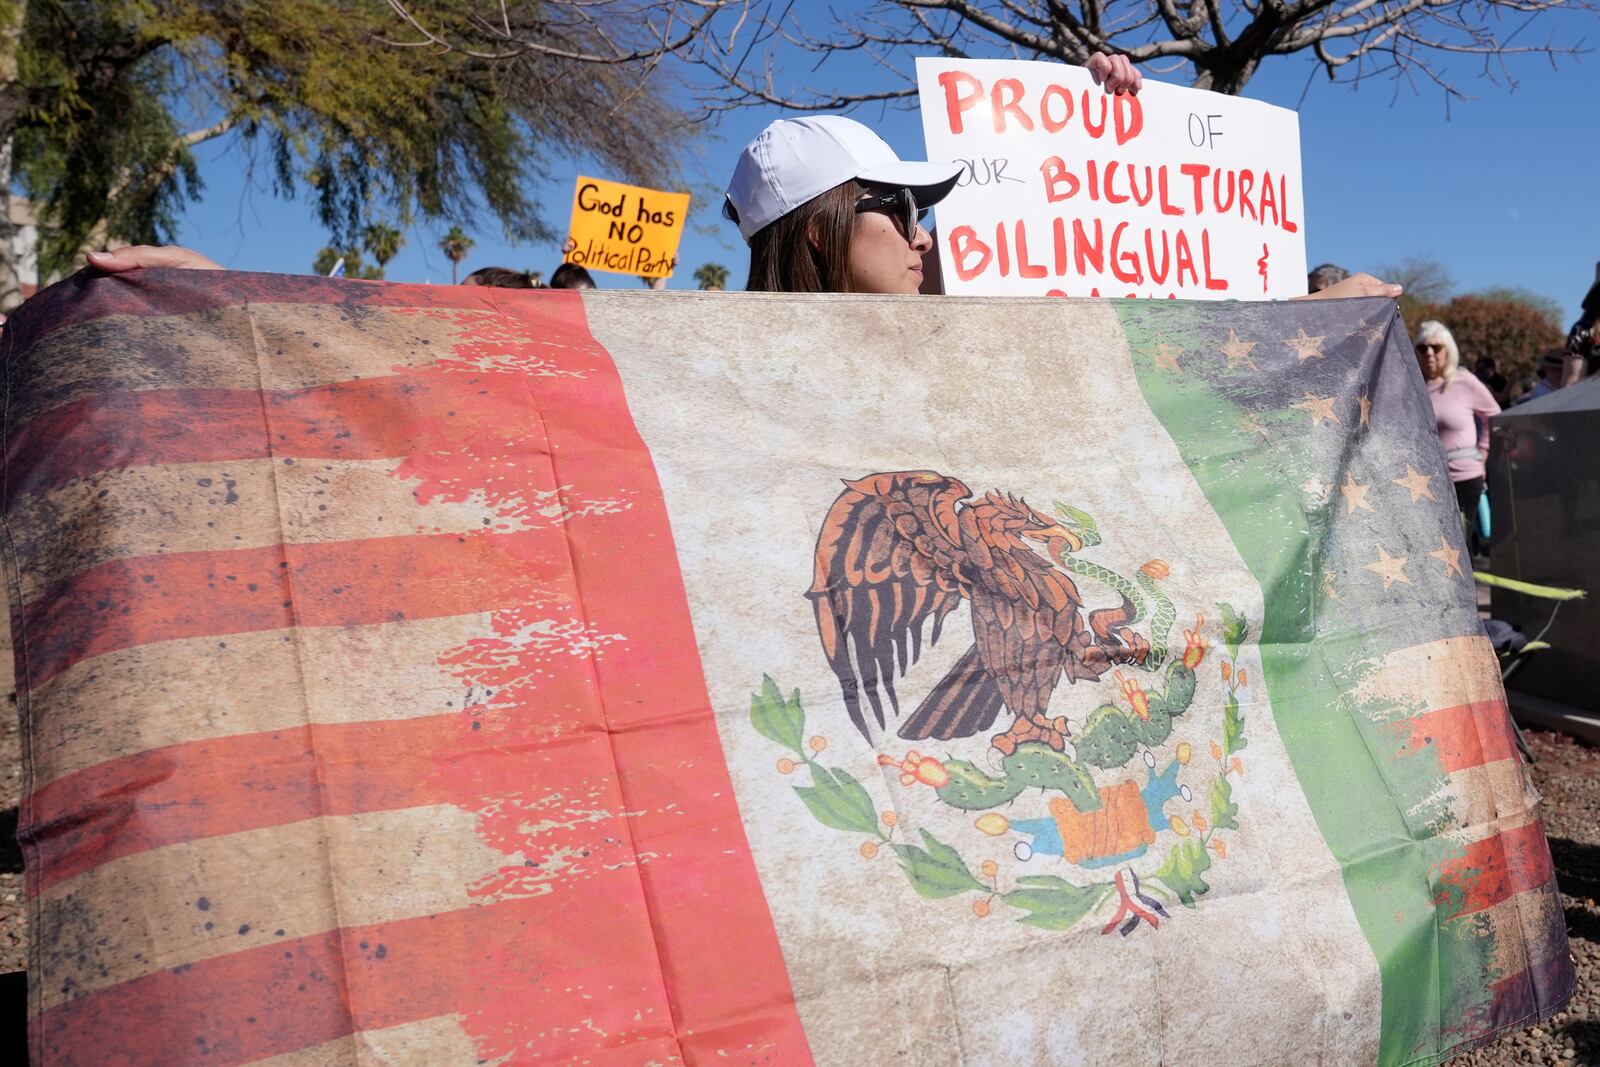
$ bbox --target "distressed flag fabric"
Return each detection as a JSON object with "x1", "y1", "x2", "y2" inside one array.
[{"x1": 4, "y1": 270, "x2": 1571, "y2": 1067}]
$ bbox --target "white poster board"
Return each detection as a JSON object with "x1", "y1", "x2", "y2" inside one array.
[{"x1": 917, "y1": 57, "x2": 1308, "y2": 299}]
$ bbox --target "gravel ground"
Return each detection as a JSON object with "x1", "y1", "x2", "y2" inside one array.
[
  {"x1": 0, "y1": 692, "x2": 1592, "y2": 1061},
  {"x1": 1447, "y1": 727, "x2": 1600, "y2": 1066}
]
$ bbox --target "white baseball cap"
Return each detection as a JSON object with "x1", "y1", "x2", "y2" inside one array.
[{"x1": 724, "y1": 116, "x2": 963, "y2": 242}]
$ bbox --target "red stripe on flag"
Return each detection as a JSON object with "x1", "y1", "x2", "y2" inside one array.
[
  {"x1": 34, "y1": 895, "x2": 687, "y2": 1067},
  {"x1": 16, "y1": 530, "x2": 567, "y2": 690},
  {"x1": 5, "y1": 372, "x2": 547, "y2": 502},
  {"x1": 469, "y1": 293, "x2": 811, "y2": 1062},
  {"x1": 507, "y1": 298, "x2": 812, "y2": 1064},
  {"x1": 1435, "y1": 819, "x2": 1556, "y2": 919},
  {"x1": 27, "y1": 710, "x2": 608, "y2": 893},
  {"x1": 1396, "y1": 700, "x2": 1519, "y2": 773}
]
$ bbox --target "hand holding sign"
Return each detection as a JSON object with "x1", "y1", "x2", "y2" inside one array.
[
  {"x1": 1086, "y1": 52, "x2": 1143, "y2": 95},
  {"x1": 565, "y1": 176, "x2": 691, "y2": 282}
]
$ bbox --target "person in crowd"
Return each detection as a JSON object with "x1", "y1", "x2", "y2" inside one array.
[
  {"x1": 1415, "y1": 320, "x2": 1499, "y2": 531},
  {"x1": 1473, "y1": 356, "x2": 1511, "y2": 408},
  {"x1": 549, "y1": 263, "x2": 596, "y2": 290},
  {"x1": 1516, "y1": 349, "x2": 1568, "y2": 405},
  {"x1": 1562, "y1": 260, "x2": 1599, "y2": 385},
  {"x1": 1307, "y1": 263, "x2": 1349, "y2": 294},
  {"x1": 723, "y1": 111, "x2": 956, "y2": 294},
  {"x1": 463, "y1": 266, "x2": 538, "y2": 288}
]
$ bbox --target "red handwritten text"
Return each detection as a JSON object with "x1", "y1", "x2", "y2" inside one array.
[
  {"x1": 939, "y1": 69, "x2": 1144, "y2": 144},
  {"x1": 949, "y1": 220, "x2": 1231, "y2": 293},
  {"x1": 1038, "y1": 157, "x2": 1298, "y2": 234}
]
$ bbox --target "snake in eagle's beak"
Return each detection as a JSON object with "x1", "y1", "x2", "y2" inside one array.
[{"x1": 1022, "y1": 524, "x2": 1084, "y2": 567}]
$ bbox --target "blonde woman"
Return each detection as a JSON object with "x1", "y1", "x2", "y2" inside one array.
[{"x1": 1415, "y1": 320, "x2": 1500, "y2": 526}]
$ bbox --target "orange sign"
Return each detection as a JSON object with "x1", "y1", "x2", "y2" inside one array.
[{"x1": 562, "y1": 176, "x2": 691, "y2": 280}]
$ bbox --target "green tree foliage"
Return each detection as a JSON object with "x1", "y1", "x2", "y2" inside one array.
[
  {"x1": 693, "y1": 262, "x2": 729, "y2": 290},
  {"x1": 438, "y1": 224, "x2": 473, "y2": 284},
  {"x1": 7, "y1": 1, "x2": 204, "y2": 288},
  {"x1": 1376, "y1": 255, "x2": 1564, "y2": 385},
  {"x1": 1473, "y1": 287, "x2": 1565, "y2": 330},
  {"x1": 2, "y1": 0, "x2": 692, "y2": 296},
  {"x1": 1388, "y1": 264, "x2": 1565, "y2": 381},
  {"x1": 362, "y1": 223, "x2": 404, "y2": 277},
  {"x1": 1429, "y1": 292, "x2": 1564, "y2": 381},
  {"x1": 311, "y1": 246, "x2": 382, "y2": 280}
]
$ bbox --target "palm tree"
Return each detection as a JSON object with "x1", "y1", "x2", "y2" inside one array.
[
  {"x1": 312, "y1": 246, "x2": 378, "y2": 278},
  {"x1": 312, "y1": 246, "x2": 344, "y2": 277},
  {"x1": 693, "y1": 262, "x2": 730, "y2": 291},
  {"x1": 439, "y1": 225, "x2": 474, "y2": 285},
  {"x1": 363, "y1": 223, "x2": 404, "y2": 279}
]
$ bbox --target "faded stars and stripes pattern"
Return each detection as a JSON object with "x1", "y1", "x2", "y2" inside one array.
[
  {"x1": 3, "y1": 270, "x2": 1571, "y2": 1067},
  {"x1": 4, "y1": 272, "x2": 806, "y2": 1066}
]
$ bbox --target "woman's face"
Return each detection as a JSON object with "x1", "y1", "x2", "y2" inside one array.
[
  {"x1": 1416, "y1": 339, "x2": 1449, "y2": 381},
  {"x1": 846, "y1": 208, "x2": 933, "y2": 295}
]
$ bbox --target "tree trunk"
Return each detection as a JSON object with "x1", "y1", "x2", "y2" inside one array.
[
  {"x1": 1190, "y1": 60, "x2": 1257, "y2": 96},
  {"x1": 76, "y1": 116, "x2": 237, "y2": 261}
]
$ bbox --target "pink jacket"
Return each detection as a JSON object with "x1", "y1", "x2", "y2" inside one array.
[{"x1": 1428, "y1": 372, "x2": 1500, "y2": 483}]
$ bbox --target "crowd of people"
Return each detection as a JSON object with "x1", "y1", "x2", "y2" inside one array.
[{"x1": 461, "y1": 262, "x2": 597, "y2": 289}]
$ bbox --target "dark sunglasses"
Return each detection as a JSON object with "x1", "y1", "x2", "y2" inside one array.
[
  {"x1": 1415, "y1": 342, "x2": 1445, "y2": 353},
  {"x1": 856, "y1": 187, "x2": 929, "y2": 239}
]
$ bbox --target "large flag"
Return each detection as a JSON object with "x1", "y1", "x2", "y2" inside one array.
[{"x1": 6, "y1": 271, "x2": 1570, "y2": 1066}]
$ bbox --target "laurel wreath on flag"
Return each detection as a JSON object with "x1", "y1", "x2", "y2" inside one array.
[{"x1": 751, "y1": 604, "x2": 1251, "y2": 934}]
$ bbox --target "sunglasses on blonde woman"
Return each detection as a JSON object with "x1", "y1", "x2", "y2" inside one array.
[{"x1": 855, "y1": 187, "x2": 929, "y2": 240}]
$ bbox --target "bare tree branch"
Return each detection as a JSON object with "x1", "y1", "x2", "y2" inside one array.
[
  {"x1": 374, "y1": 0, "x2": 1592, "y2": 117},
  {"x1": 79, "y1": 116, "x2": 240, "y2": 254},
  {"x1": 682, "y1": 0, "x2": 1592, "y2": 104},
  {"x1": 380, "y1": 0, "x2": 739, "y2": 64}
]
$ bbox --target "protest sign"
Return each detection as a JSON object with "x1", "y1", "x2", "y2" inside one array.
[
  {"x1": 9, "y1": 270, "x2": 1571, "y2": 1065},
  {"x1": 563, "y1": 175, "x2": 690, "y2": 280},
  {"x1": 918, "y1": 58, "x2": 1308, "y2": 299}
]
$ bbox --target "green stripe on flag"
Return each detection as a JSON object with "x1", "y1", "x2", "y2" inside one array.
[{"x1": 1114, "y1": 303, "x2": 1492, "y2": 1067}]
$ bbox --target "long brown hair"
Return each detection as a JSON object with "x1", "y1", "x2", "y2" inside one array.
[{"x1": 744, "y1": 180, "x2": 861, "y2": 293}]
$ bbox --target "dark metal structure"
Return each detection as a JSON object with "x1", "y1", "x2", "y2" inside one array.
[{"x1": 1486, "y1": 377, "x2": 1600, "y2": 715}]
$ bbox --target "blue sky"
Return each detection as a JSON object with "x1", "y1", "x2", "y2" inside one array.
[{"x1": 175, "y1": 7, "x2": 1599, "y2": 322}]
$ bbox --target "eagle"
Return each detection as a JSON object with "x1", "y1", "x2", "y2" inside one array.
[{"x1": 807, "y1": 471, "x2": 1148, "y2": 754}]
